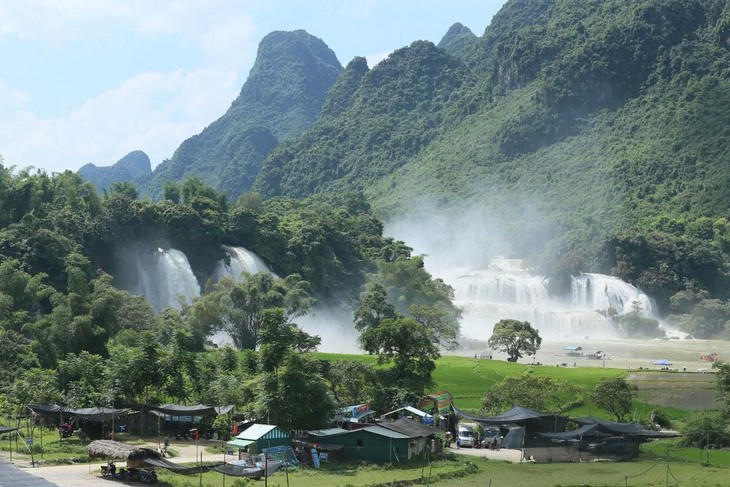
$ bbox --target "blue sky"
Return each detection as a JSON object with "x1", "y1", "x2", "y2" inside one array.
[{"x1": 1, "y1": 0, "x2": 507, "y2": 173}]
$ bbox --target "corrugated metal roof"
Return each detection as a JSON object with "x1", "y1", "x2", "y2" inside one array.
[
  {"x1": 227, "y1": 438, "x2": 255, "y2": 448},
  {"x1": 381, "y1": 406, "x2": 430, "y2": 419},
  {"x1": 306, "y1": 425, "x2": 410, "y2": 440},
  {"x1": 359, "y1": 425, "x2": 410, "y2": 439},
  {"x1": 308, "y1": 428, "x2": 348, "y2": 437},
  {"x1": 378, "y1": 418, "x2": 439, "y2": 438},
  {"x1": 236, "y1": 424, "x2": 288, "y2": 440}
]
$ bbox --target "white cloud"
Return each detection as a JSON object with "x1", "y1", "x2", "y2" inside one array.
[
  {"x1": 337, "y1": 0, "x2": 377, "y2": 20},
  {"x1": 0, "y1": 1, "x2": 258, "y2": 61},
  {"x1": 0, "y1": 66, "x2": 242, "y2": 171},
  {"x1": 0, "y1": 0, "x2": 262, "y2": 172},
  {"x1": 365, "y1": 50, "x2": 390, "y2": 68},
  {"x1": 0, "y1": 82, "x2": 29, "y2": 114}
]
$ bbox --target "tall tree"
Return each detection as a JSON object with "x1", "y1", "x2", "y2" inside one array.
[
  {"x1": 360, "y1": 317, "x2": 440, "y2": 410},
  {"x1": 488, "y1": 319, "x2": 542, "y2": 362},
  {"x1": 591, "y1": 377, "x2": 638, "y2": 422},
  {"x1": 189, "y1": 273, "x2": 314, "y2": 350}
]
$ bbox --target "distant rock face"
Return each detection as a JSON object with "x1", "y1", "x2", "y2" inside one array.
[
  {"x1": 437, "y1": 22, "x2": 478, "y2": 59},
  {"x1": 137, "y1": 29, "x2": 343, "y2": 200},
  {"x1": 78, "y1": 150, "x2": 151, "y2": 194}
]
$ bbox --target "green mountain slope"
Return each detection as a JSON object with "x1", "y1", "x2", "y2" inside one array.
[
  {"x1": 81, "y1": 30, "x2": 343, "y2": 200},
  {"x1": 78, "y1": 150, "x2": 151, "y2": 194},
  {"x1": 254, "y1": 40, "x2": 477, "y2": 197},
  {"x1": 254, "y1": 0, "x2": 730, "y2": 313},
  {"x1": 139, "y1": 30, "x2": 342, "y2": 200}
]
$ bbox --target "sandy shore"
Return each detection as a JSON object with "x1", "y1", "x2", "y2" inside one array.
[{"x1": 455, "y1": 337, "x2": 725, "y2": 372}]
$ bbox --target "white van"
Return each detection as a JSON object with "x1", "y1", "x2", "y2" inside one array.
[{"x1": 457, "y1": 424, "x2": 476, "y2": 448}]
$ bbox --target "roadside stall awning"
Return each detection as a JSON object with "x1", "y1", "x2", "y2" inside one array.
[{"x1": 227, "y1": 438, "x2": 255, "y2": 449}]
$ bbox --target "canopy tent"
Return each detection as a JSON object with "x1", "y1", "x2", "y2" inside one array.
[
  {"x1": 151, "y1": 404, "x2": 233, "y2": 416},
  {"x1": 142, "y1": 457, "x2": 213, "y2": 475},
  {"x1": 453, "y1": 405, "x2": 568, "y2": 433},
  {"x1": 570, "y1": 417, "x2": 678, "y2": 439},
  {"x1": 380, "y1": 406, "x2": 432, "y2": 420},
  {"x1": 73, "y1": 407, "x2": 128, "y2": 422},
  {"x1": 654, "y1": 359, "x2": 673, "y2": 366},
  {"x1": 27, "y1": 404, "x2": 128, "y2": 422},
  {"x1": 213, "y1": 460, "x2": 283, "y2": 479}
]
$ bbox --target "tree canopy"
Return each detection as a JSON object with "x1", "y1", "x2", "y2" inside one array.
[{"x1": 487, "y1": 319, "x2": 542, "y2": 362}]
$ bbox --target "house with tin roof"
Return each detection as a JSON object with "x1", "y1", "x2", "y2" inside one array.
[{"x1": 227, "y1": 423, "x2": 291, "y2": 456}]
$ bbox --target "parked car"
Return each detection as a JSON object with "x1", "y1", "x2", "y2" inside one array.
[
  {"x1": 480, "y1": 427, "x2": 502, "y2": 448},
  {"x1": 457, "y1": 424, "x2": 476, "y2": 448}
]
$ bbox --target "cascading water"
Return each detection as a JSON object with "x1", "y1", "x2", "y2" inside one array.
[
  {"x1": 213, "y1": 245, "x2": 272, "y2": 281},
  {"x1": 446, "y1": 258, "x2": 657, "y2": 340},
  {"x1": 131, "y1": 248, "x2": 201, "y2": 312}
]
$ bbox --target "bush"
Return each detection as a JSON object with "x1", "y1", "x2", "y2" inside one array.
[{"x1": 679, "y1": 411, "x2": 730, "y2": 448}]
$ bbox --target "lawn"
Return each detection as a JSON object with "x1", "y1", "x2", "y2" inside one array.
[
  {"x1": 314, "y1": 353, "x2": 674, "y2": 421},
  {"x1": 146, "y1": 452, "x2": 730, "y2": 487}
]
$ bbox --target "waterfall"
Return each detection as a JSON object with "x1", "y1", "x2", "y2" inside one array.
[
  {"x1": 213, "y1": 245, "x2": 272, "y2": 282},
  {"x1": 571, "y1": 273, "x2": 655, "y2": 316},
  {"x1": 446, "y1": 258, "x2": 656, "y2": 340},
  {"x1": 131, "y1": 248, "x2": 201, "y2": 312}
]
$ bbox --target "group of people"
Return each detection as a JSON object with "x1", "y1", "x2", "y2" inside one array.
[{"x1": 103, "y1": 462, "x2": 158, "y2": 483}]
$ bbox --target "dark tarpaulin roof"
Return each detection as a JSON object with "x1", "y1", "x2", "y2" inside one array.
[
  {"x1": 151, "y1": 404, "x2": 233, "y2": 416},
  {"x1": 537, "y1": 423, "x2": 610, "y2": 440},
  {"x1": 0, "y1": 426, "x2": 19, "y2": 433},
  {"x1": 212, "y1": 461, "x2": 283, "y2": 478},
  {"x1": 27, "y1": 404, "x2": 66, "y2": 414},
  {"x1": 27, "y1": 404, "x2": 128, "y2": 422},
  {"x1": 142, "y1": 457, "x2": 214, "y2": 475},
  {"x1": 454, "y1": 405, "x2": 563, "y2": 424},
  {"x1": 500, "y1": 426, "x2": 525, "y2": 450},
  {"x1": 72, "y1": 407, "x2": 128, "y2": 422},
  {"x1": 570, "y1": 417, "x2": 678, "y2": 438}
]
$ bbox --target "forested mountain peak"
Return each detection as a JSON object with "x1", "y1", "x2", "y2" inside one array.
[
  {"x1": 78, "y1": 150, "x2": 151, "y2": 193},
  {"x1": 81, "y1": 29, "x2": 342, "y2": 201},
  {"x1": 254, "y1": 39, "x2": 474, "y2": 198},
  {"x1": 252, "y1": 0, "x2": 730, "y2": 324},
  {"x1": 437, "y1": 22, "x2": 478, "y2": 58}
]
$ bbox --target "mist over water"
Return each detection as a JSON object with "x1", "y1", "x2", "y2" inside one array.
[
  {"x1": 118, "y1": 247, "x2": 201, "y2": 312},
  {"x1": 296, "y1": 306, "x2": 361, "y2": 354},
  {"x1": 384, "y1": 210, "x2": 657, "y2": 342},
  {"x1": 213, "y1": 245, "x2": 272, "y2": 281},
  {"x1": 447, "y1": 259, "x2": 656, "y2": 340}
]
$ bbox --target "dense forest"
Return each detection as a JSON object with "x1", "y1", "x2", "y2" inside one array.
[
  {"x1": 78, "y1": 0, "x2": 730, "y2": 337},
  {"x1": 4, "y1": 0, "x2": 730, "y2": 428},
  {"x1": 253, "y1": 0, "x2": 730, "y2": 332},
  {"x1": 0, "y1": 162, "x2": 461, "y2": 423}
]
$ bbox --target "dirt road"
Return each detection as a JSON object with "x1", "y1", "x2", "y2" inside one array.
[{"x1": 4, "y1": 441, "x2": 226, "y2": 487}]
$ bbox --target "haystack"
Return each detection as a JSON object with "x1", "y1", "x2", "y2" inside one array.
[{"x1": 87, "y1": 440, "x2": 160, "y2": 467}]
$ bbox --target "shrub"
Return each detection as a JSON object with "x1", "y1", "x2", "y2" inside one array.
[{"x1": 679, "y1": 411, "x2": 730, "y2": 448}]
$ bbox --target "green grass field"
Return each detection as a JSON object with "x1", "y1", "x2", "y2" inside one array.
[
  {"x1": 152, "y1": 451, "x2": 730, "y2": 487},
  {"x1": 315, "y1": 353, "x2": 686, "y2": 422},
  {"x1": 2, "y1": 353, "x2": 723, "y2": 486}
]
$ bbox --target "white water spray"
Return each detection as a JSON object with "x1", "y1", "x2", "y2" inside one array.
[
  {"x1": 131, "y1": 248, "x2": 201, "y2": 311},
  {"x1": 213, "y1": 245, "x2": 272, "y2": 281},
  {"x1": 446, "y1": 259, "x2": 657, "y2": 340}
]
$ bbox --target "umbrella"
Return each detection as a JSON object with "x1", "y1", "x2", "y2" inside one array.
[{"x1": 654, "y1": 359, "x2": 672, "y2": 366}]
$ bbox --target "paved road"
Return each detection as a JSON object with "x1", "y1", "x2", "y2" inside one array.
[
  {"x1": 0, "y1": 459, "x2": 60, "y2": 487},
  {"x1": 5, "y1": 442, "x2": 225, "y2": 487},
  {"x1": 447, "y1": 445, "x2": 523, "y2": 462}
]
